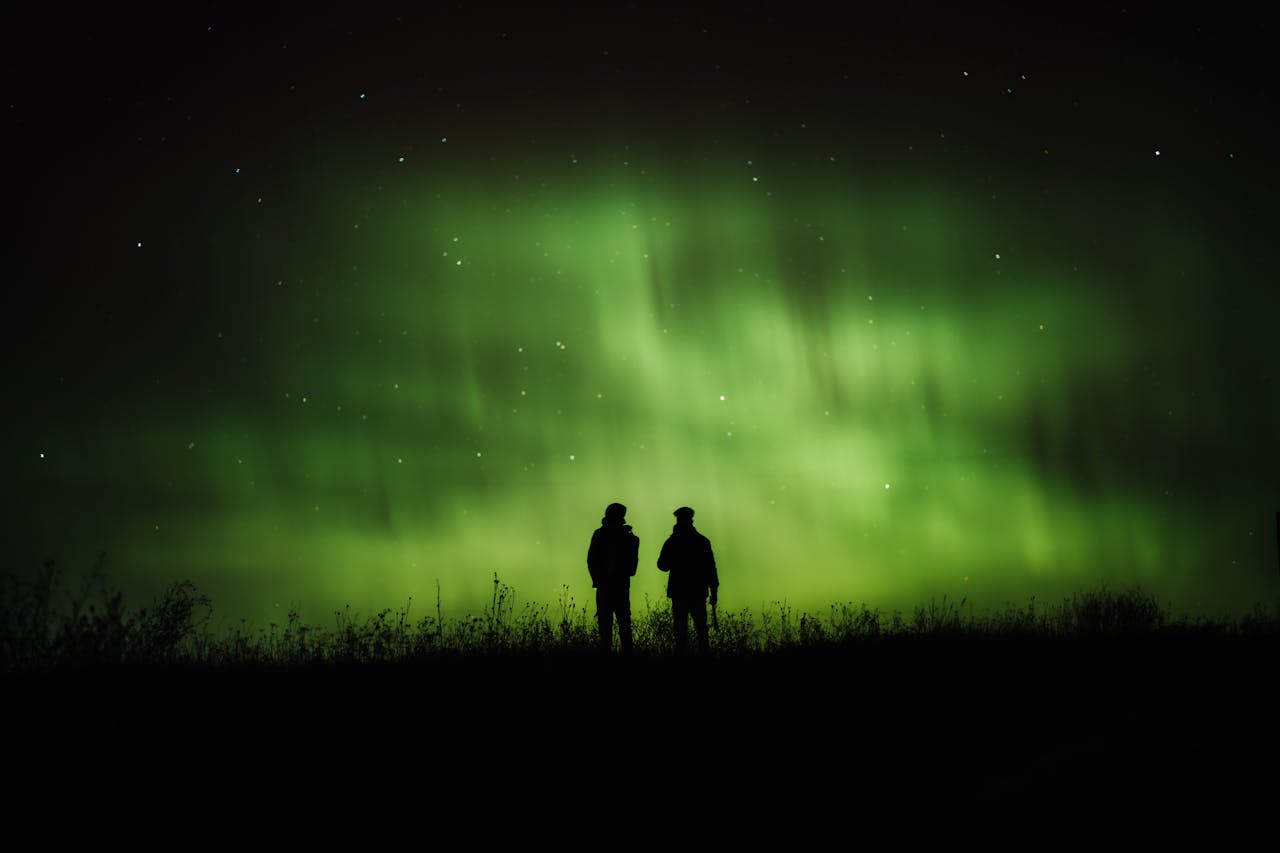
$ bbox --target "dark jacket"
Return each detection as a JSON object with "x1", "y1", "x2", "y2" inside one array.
[
  {"x1": 657, "y1": 524, "x2": 719, "y2": 600},
  {"x1": 587, "y1": 518, "x2": 640, "y2": 589}
]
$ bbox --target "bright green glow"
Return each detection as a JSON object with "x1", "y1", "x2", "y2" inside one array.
[{"x1": 21, "y1": 166, "x2": 1279, "y2": 624}]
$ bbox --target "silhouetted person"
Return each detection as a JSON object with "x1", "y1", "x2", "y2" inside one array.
[
  {"x1": 657, "y1": 506, "x2": 719, "y2": 654},
  {"x1": 587, "y1": 502, "x2": 639, "y2": 654}
]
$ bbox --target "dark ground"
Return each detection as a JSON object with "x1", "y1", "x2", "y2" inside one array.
[{"x1": 7, "y1": 636, "x2": 1277, "y2": 847}]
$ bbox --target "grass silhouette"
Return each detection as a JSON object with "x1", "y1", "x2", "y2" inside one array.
[{"x1": 4, "y1": 555, "x2": 1276, "y2": 669}]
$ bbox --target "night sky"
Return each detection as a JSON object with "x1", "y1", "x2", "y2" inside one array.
[{"x1": 7, "y1": 6, "x2": 1278, "y2": 626}]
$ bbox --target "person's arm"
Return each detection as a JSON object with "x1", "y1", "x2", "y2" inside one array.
[
  {"x1": 587, "y1": 531, "x2": 600, "y2": 586},
  {"x1": 628, "y1": 533, "x2": 639, "y2": 577},
  {"x1": 706, "y1": 539, "x2": 719, "y2": 605},
  {"x1": 657, "y1": 538, "x2": 672, "y2": 573}
]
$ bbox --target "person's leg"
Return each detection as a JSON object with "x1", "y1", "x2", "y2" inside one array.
[
  {"x1": 596, "y1": 588, "x2": 612, "y2": 651},
  {"x1": 617, "y1": 592, "x2": 633, "y2": 655},
  {"x1": 672, "y1": 598, "x2": 689, "y2": 653},
  {"x1": 691, "y1": 598, "x2": 709, "y2": 653}
]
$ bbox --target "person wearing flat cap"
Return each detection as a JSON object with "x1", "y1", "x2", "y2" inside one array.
[
  {"x1": 587, "y1": 502, "x2": 640, "y2": 654},
  {"x1": 657, "y1": 506, "x2": 719, "y2": 654}
]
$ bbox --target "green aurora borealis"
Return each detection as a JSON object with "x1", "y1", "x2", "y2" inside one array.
[{"x1": 8, "y1": 8, "x2": 1278, "y2": 625}]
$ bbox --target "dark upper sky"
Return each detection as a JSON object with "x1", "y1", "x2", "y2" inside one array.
[
  {"x1": 10, "y1": 5, "x2": 1276, "y2": 391},
  {"x1": 9, "y1": 6, "x2": 1275, "y2": 176}
]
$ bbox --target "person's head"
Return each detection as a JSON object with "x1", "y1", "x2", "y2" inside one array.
[
  {"x1": 673, "y1": 506, "x2": 695, "y2": 526},
  {"x1": 604, "y1": 502, "x2": 627, "y2": 522}
]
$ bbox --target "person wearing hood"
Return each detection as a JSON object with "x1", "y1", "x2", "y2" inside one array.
[
  {"x1": 657, "y1": 506, "x2": 719, "y2": 654},
  {"x1": 587, "y1": 502, "x2": 640, "y2": 654}
]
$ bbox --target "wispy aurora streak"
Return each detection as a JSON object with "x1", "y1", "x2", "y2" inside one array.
[{"x1": 15, "y1": 157, "x2": 1279, "y2": 623}]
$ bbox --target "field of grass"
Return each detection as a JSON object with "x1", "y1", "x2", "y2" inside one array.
[
  {"x1": 4, "y1": 557, "x2": 1278, "y2": 843},
  {"x1": 4, "y1": 555, "x2": 1278, "y2": 669}
]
